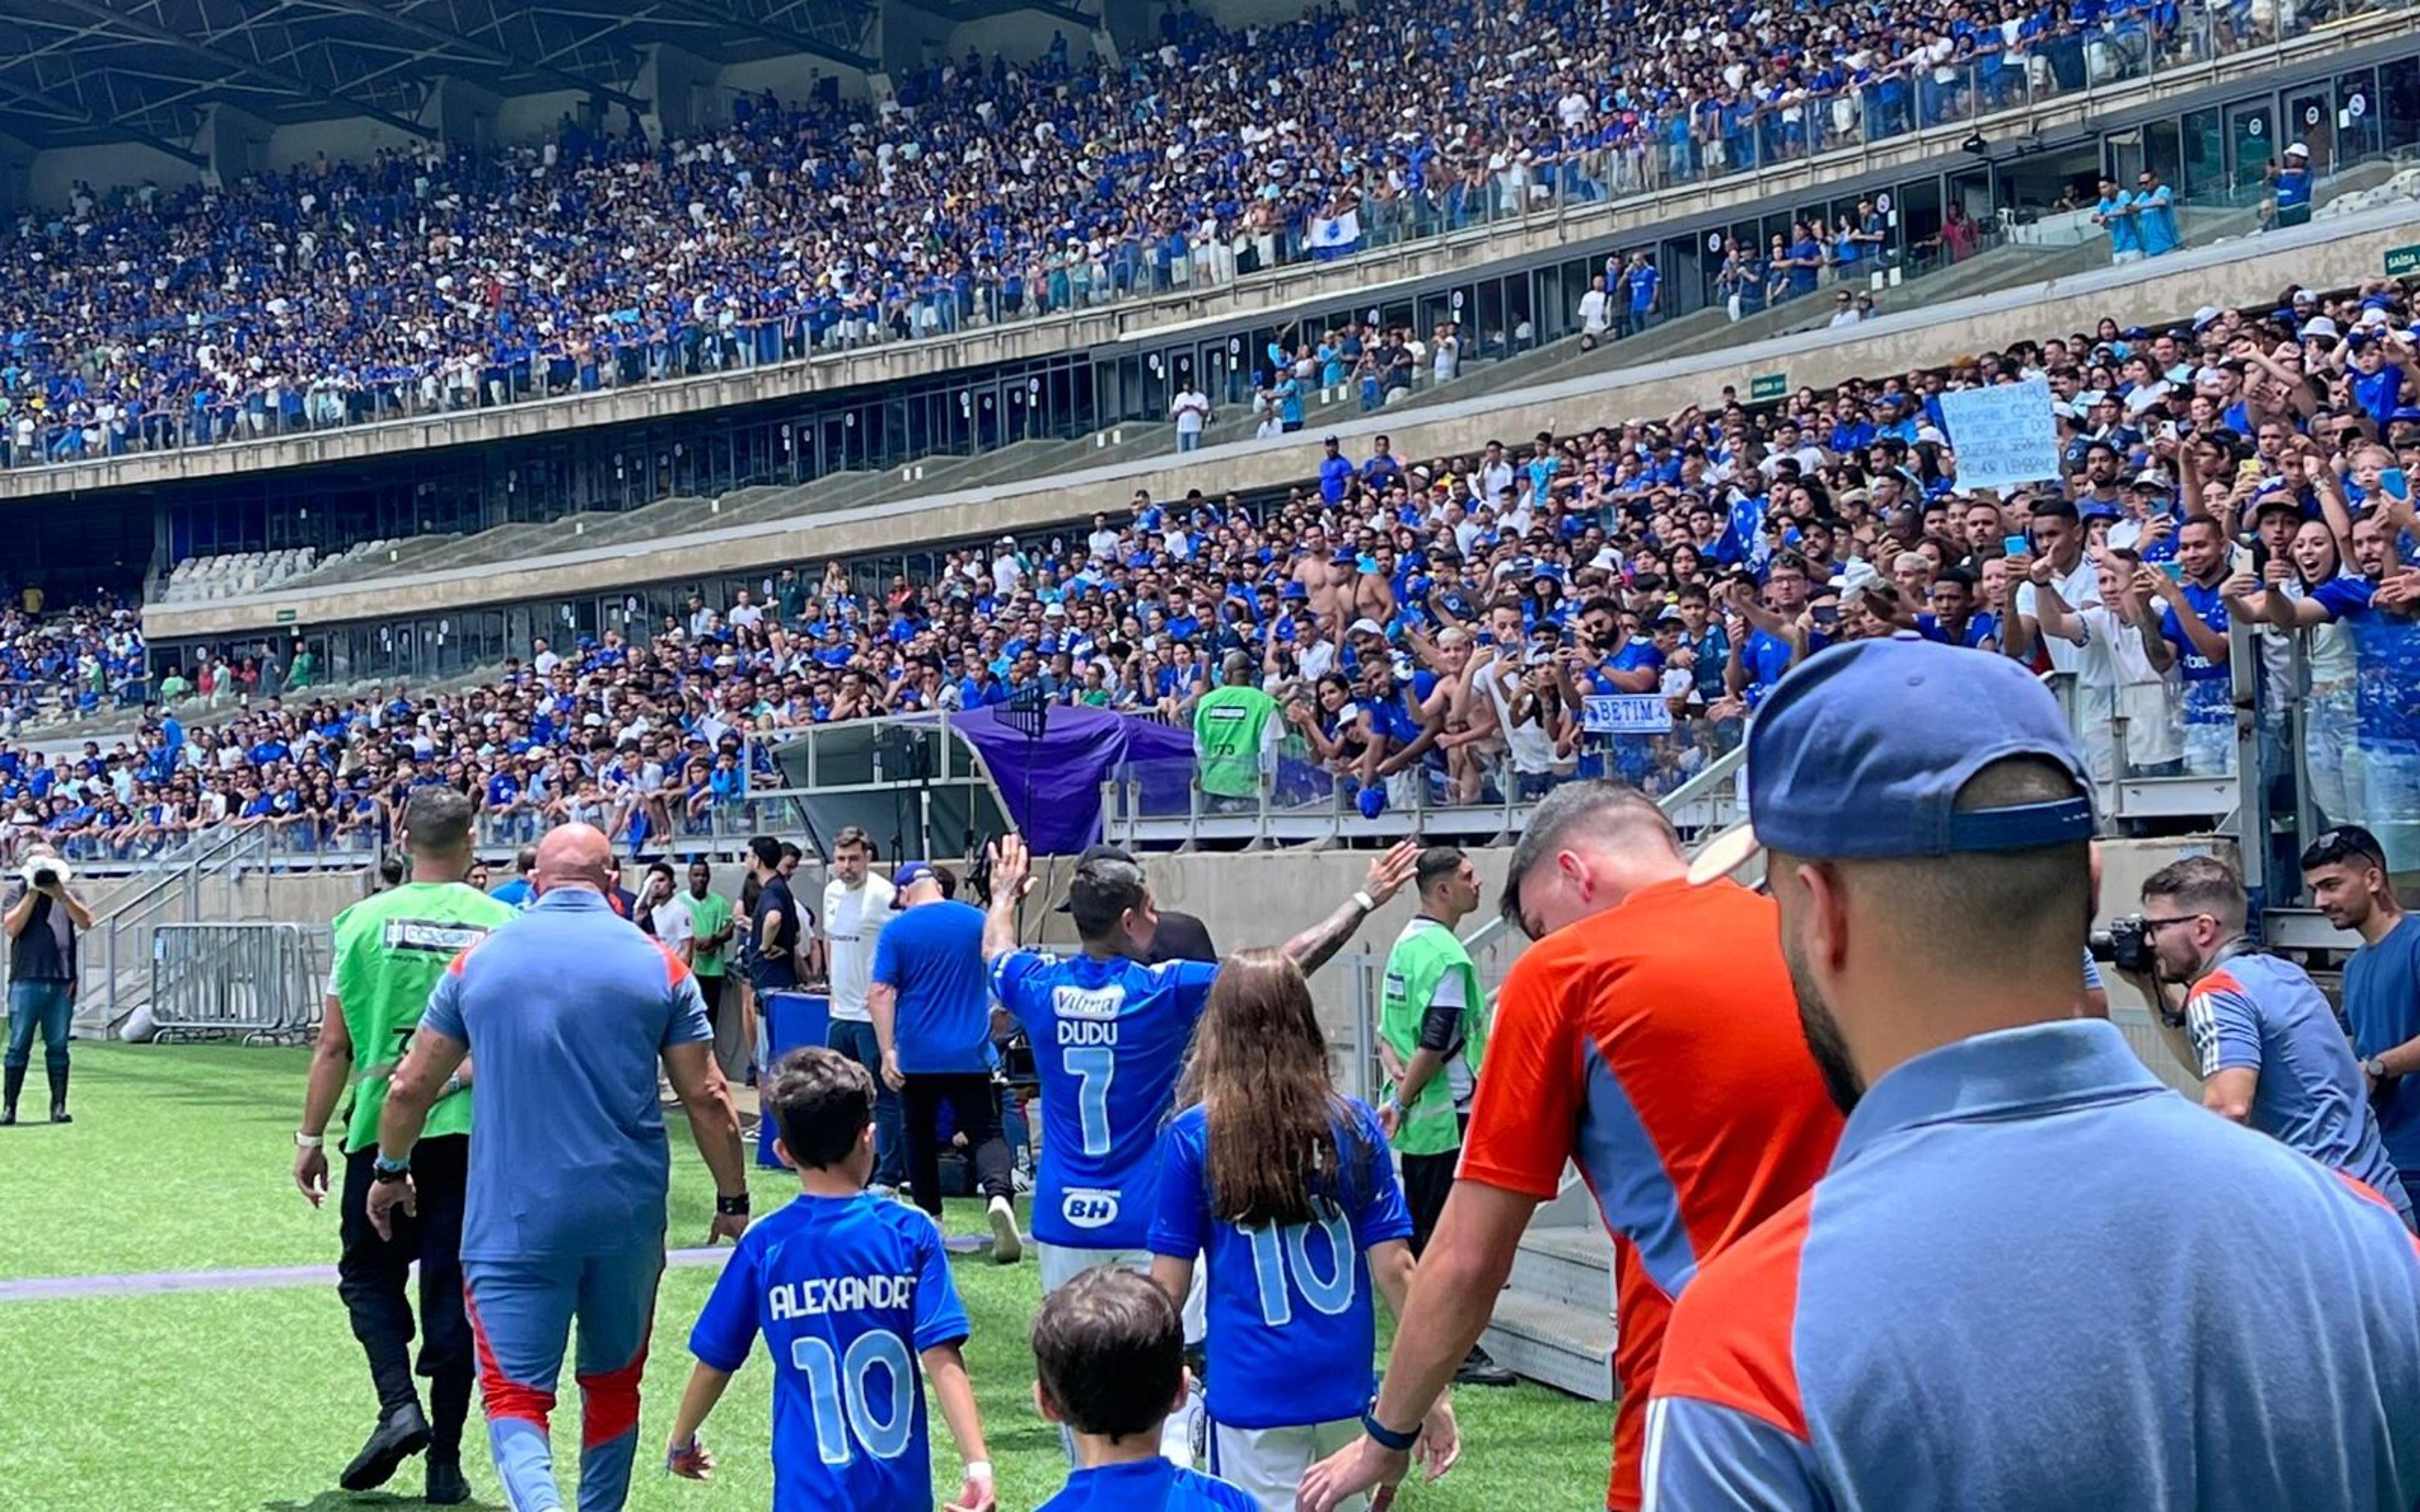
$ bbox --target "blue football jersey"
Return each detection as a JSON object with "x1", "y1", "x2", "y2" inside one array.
[
  {"x1": 1037, "y1": 1458, "x2": 1262, "y2": 1511},
  {"x1": 1149, "y1": 1099, "x2": 1414, "y2": 1429},
  {"x1": 687, "y1": 1192, "x2": 971, "y2": 1512},
  {"x1": 993, "y1": 949, "x2": 1219, "y2": 1247}
]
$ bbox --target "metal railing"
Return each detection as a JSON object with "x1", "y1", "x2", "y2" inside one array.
[
  {"x1": 79, "y1": 823, "x2": 272, "y2": 1034},
  {"x1": 145, "y1": 922, "x2": 328, "y2": 1045}
]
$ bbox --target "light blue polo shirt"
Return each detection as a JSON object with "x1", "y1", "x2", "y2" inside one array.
[
  {"x1": 1643, "y1": 1020, "x2": 2420, "y2": 1509},
  {"x1": 423, "y1": 888, "x2": 712, "y2": 1261},
  {"x1": 2186, "y1": 951, "x2": 2414, "y2": 1226}
]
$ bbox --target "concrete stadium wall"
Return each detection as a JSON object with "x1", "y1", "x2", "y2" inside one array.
[
  {"x1": 23, "y1": 5, "x2": 2387, "y2": 503},
  {"x1": 491, "y1": 89, "x2": 600, "y2": 149},
  {"x1": 261, "y1": 116, "x2": 427, "y2": 176},
  {"x1": 24, "y1": 141, "x2": 205, "y2": 209},
  {"x1": 140, "y1": 200, "x2": 2420, "y2": 641},
  {"x1": 945, "y1": 14, "x2": 1104, "y2": 66},
  {"x1": 717, "y1": 54, "x2": 872, "y2": 110}
]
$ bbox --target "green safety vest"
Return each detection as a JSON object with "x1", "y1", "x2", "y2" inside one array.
[
  {"x1": 1193, "y1": 685, "x2": 1278, "y2": 798},
  {"x1": 1378, "y1": 919, "x2": 1487, "y2": 1157},
  {"x1": 329, "y1": 881, "x2": 517, "y2": 1154}
]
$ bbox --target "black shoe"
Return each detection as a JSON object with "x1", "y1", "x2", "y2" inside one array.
[
  {"x1": 339, "y1": 1402, "x2": 431, "y2": 1492},
  {"x1": 47, "y1": 1105, "x2": 68, "y2": 1125},
  {"x1": 0, "y1": 1107, "x2": 14, "y2": 1127},
  {"x1": 44, "y1": 1063, "x2": 67, "y2": 1124},
  {"x1": 425, "y1": 1457, "x2": 471, "y2": 1506},
  {"x1": 1453, "y1": 1346, "x2": 1519, "y2": 1388}
]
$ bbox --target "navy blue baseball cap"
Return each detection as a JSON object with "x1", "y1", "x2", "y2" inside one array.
[
  {"x1": 1688, "y1": 637, "x2": 2094, "y2": 885},
  {"x1": 892, "y1": 861, "x2": 939, "y2": 893}
]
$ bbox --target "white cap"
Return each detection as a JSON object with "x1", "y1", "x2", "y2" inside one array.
[
  {"x1": 2303, "y1": 315, "x2": 2341, "y2": 339},
  {"x1": 1348, "y1": 617, "x2": 1387, "y2": 636},
  {"x1": 2286, "y1": 141, "x2": 2310, "y2": 158}
]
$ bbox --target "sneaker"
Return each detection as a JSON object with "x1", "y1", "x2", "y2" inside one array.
[
  {"x1": 1453, "y1": 1346, "x2": 1519, "y2": 1388},
  {"x1": 339, "y1": 1401, "x2": 431, "y2": 1491},
  {"x1": 986, "y1": 1195, "x2": 1023, "y2": 1264}
]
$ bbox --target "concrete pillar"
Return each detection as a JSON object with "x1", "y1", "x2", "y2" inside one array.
[
  {"x1": 639, "y1": 42, "x2": 716, "y2": 140},
  {"x1": 199, "y1": 103, "x2": 271, "y2": 185},
  {"x1": 427, "y1": 76, "x2": 502, "y2": 155},
  {"x1": 0, "y1": 132, "x2": 33, "y2": 212}
]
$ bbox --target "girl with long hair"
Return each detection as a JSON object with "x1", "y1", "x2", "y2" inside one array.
[{"x1": 1148, "y1": 951, "x2": 1457, "y2": 1510}]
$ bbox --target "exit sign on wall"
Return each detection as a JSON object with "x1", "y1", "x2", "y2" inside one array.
[
  {"x1": 2387, "y1": 244, "x2": 2420, "y2": 277},
  {"x1": 1749, "y1": 372, "x2": 1787, "y2": 401}
]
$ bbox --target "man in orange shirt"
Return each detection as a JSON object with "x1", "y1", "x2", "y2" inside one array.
[{"x1": 1300, "y1": 782, "x2": 1843, "y2": 1512}]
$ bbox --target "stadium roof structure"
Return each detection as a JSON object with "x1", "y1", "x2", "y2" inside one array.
[{"x1": 0, "y1": 0, "x2": 911, "y2": 164}]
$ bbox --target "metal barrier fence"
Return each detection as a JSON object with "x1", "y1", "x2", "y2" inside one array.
[{"x1": 145, "y1": 922, "x2": 328, "y2": 1046}]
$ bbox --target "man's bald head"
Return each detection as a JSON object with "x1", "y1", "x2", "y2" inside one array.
[{"x1": 534, "y1": 824, "x2": 614, "y2": 896}]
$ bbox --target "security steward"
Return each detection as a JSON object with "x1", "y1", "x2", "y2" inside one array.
[{"x1": 293, "y1": 788, "x2": 515, "y2": 1503}]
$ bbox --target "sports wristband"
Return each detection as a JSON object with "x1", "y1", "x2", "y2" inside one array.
[
  {"x1": 1351, "y1": 889, "x2": 1376, "y2": 914},
  {"x1": 441, "y1": 1073, "x2": 464, "y2": 1098},
  {"x1": 717, "y1": 1193, "x2": 752, "y2": 1217},
  {"x1": 1361, "y1": 1405, "x2": 1420, "y2": 1453},
  {"x1": 372, "y1": 1154, "x2": 412, "y2": 1183},
  {"x1": 963, "y1": 1460, "x2": 993, "y2": 1484},
  {"x1": 1385, "y1": 1096, "x2": 1406, "y2": 1119},
  {"x1": 294, "y1": 1131, "x2": 323, "y2": 1149}
]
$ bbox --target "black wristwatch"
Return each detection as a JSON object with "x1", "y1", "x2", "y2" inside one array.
[
  {"x1": 371, "y1": 1155, "x2": 412, "y2": 1185},
  {"x1": 716, "y1": 1193, "x2": 752, "y2": 1217},
  {"x1": 1361, "y1": 1402, "x2": 1420, "y2": 1453}
]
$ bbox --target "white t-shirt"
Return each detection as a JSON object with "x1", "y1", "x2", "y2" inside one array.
[
  {"x1": 1172, "y1": 389, "x2": 1209, "y2": 435},
  {"x1": 2014, "y1": 553, "x2": 2104, "y2": 680},
  {"x1": 1579, "y1": 289, "x2": 1610, "y2": 333},
  {"x1": 650, "y1": 898, "x2": 695, "y2": 953},
  {"x1": 822, "y1": 873, "x2": 896, "y2": 1022}
]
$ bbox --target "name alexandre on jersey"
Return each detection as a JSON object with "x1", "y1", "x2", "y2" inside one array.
[{"x1": 767, "y1": 1274, "x2": 916, "y2": 1319}]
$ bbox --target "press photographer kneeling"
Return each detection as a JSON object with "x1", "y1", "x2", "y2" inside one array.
[{"x1": 2102, "y1": 854, "x2": 2416, "y2": 1231}]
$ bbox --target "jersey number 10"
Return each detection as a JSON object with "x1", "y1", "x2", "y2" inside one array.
[
  {"x1": 792, "y1": 1332, "x2": 917, "y2": 1465},
  {"x1": 1245, "y1": 1207, "x2": 1359, "y2": 1327}
]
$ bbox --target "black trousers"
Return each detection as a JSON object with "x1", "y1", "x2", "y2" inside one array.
[
  {"x1": 1400, "y1": 1112, "x2": 1470, "y2": 1259},
  {"x1": 338, "y1": 1135, "x2": 472, "y2": 1455},
  {"x1": 899, "y1": 1072, "x2": 1013, "y2": 1217}
]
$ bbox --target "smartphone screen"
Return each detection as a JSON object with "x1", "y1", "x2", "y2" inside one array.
[
  {"x1": 2160, "y1": 561, "x2": 2186, "y2": 582},
  {"x1": 2003, "y1": 534, "x2": 2029, "y2": 557},
  {"x1": 2385, "y1": 467, "x2": 2411, "y2": 503}
]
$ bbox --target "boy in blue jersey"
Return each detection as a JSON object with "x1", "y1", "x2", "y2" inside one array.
[
  {"x1": 1030, "y1": 1268, "x2": 1259, "y2": 1512},
  {"x1": 983, "y1": 835, "x2": 1417, "y2": 1465},
  {"x1": 1148, "y1": 952, "x2": 1458, "y2": 1511},
  {"x1": 667, "y1": 1047, "x2": 998, "y2": 1511}
]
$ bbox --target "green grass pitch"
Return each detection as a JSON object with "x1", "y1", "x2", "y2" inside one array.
[{"x1": 0, "y1": 1045, "x2": 1612, "y2": 1510}]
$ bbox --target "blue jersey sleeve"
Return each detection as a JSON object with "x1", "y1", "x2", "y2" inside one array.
[
  {"x1": 663, "y1": 964, "x2": 712, "y2": 1048},
  {"x1": 1642, "y1": 1396, "x2": 1828, "y2": 1510},
  {"x1": 2186, "y1": 983, "x2": 2263, "y2": 1077},
  {"x1": 1171, "y1": 959, "x2": 1222, "y2": 1021},
  {"x1": 687, "y1": 1234, "x2": 761, "y2": 1372},
  {"x1": 1147, "y1": 1116, "x2": 1211, "y2": 1261},
  {"x1": 422, "y1": 958, "x2": 469, "y2": 1043},
  {"x1": 2310, "y1": 575, "x2": 2374, "y2": 619},
  {"x1": 911, "y1": 1218, "x2": 971, "y2": 1353},
  {"x1": 990, "y1": 949, "x2": 1048, "y2": 1029},
  {"x1": 1347, "y1": 1104, "x2": 1415, "y2": 1248}
]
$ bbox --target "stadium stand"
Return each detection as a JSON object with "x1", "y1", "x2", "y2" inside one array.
[
  {"x1": 11, "y1": 266, "x2": 2419, "y2": 896},
  {"x1": 0, "y1": 0, "x2": 2377, "y2": 472}
]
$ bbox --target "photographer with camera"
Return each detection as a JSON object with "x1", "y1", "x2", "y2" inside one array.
[
  {"x1": 4, "y1": 844, "x2": 91, "y2": 1125},
  {"x1": 2114, "y1": 854, "x2": 2415, "y2": 1230}
]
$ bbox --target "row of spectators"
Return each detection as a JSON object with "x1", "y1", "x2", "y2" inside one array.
[
  {"x1": 0, "y1": 0, "x2": 2315, "y2": 466},
  {"x1": 0, "y1": 591, "x2": 146, "y2": 730},
  {"x1": 11, "y1": 275, "x2": 2418, "y2": 877}
]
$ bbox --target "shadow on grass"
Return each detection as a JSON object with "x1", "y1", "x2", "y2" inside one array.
[{"x1": 260, "y1": 1496, "x2": 502, "y2": 1512}]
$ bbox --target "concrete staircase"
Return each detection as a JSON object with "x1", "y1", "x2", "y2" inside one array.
[{"x1": 1482, "y1": 1201, "x2": 1616, "y2": 1402}]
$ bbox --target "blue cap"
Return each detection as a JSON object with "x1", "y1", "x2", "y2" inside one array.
[
  {"x1": 1688, "y1": 638, "x2": 2094, "y2": 885},
  {"x1": 892, "y1": 861, "x2": 938, "y2": 892}
]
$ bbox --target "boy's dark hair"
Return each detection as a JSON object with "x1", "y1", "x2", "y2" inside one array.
[
  {"x1": 749, "y1": 835, "x2": 783, "y2": 868},
  {"x1": 764, "y1": 1046, "x2": 873, "y2": 1171},
  {"x1": 1030, "y1": 1268, "x2": 1183, "y2": 1441}
]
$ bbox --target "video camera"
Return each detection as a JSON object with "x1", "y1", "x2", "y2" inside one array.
[{"x1": 2088, "y1": 915, "x2": 2154, "y2": 975}]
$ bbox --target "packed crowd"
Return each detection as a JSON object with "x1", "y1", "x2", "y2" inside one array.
[
  {"x1": 0, "y1": 0, "x2": 2296, "y2": 464},
  {"x1": 0, "y1": 590, "x2": 146, "y2": 729},
  {"x1": 12, "y1": 273, "x2": 2420, "y2": 871}
]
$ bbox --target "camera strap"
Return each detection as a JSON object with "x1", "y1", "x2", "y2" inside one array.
[{"x1": 2192, "y1": 936, "x2": 2262, "y2": 988}]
